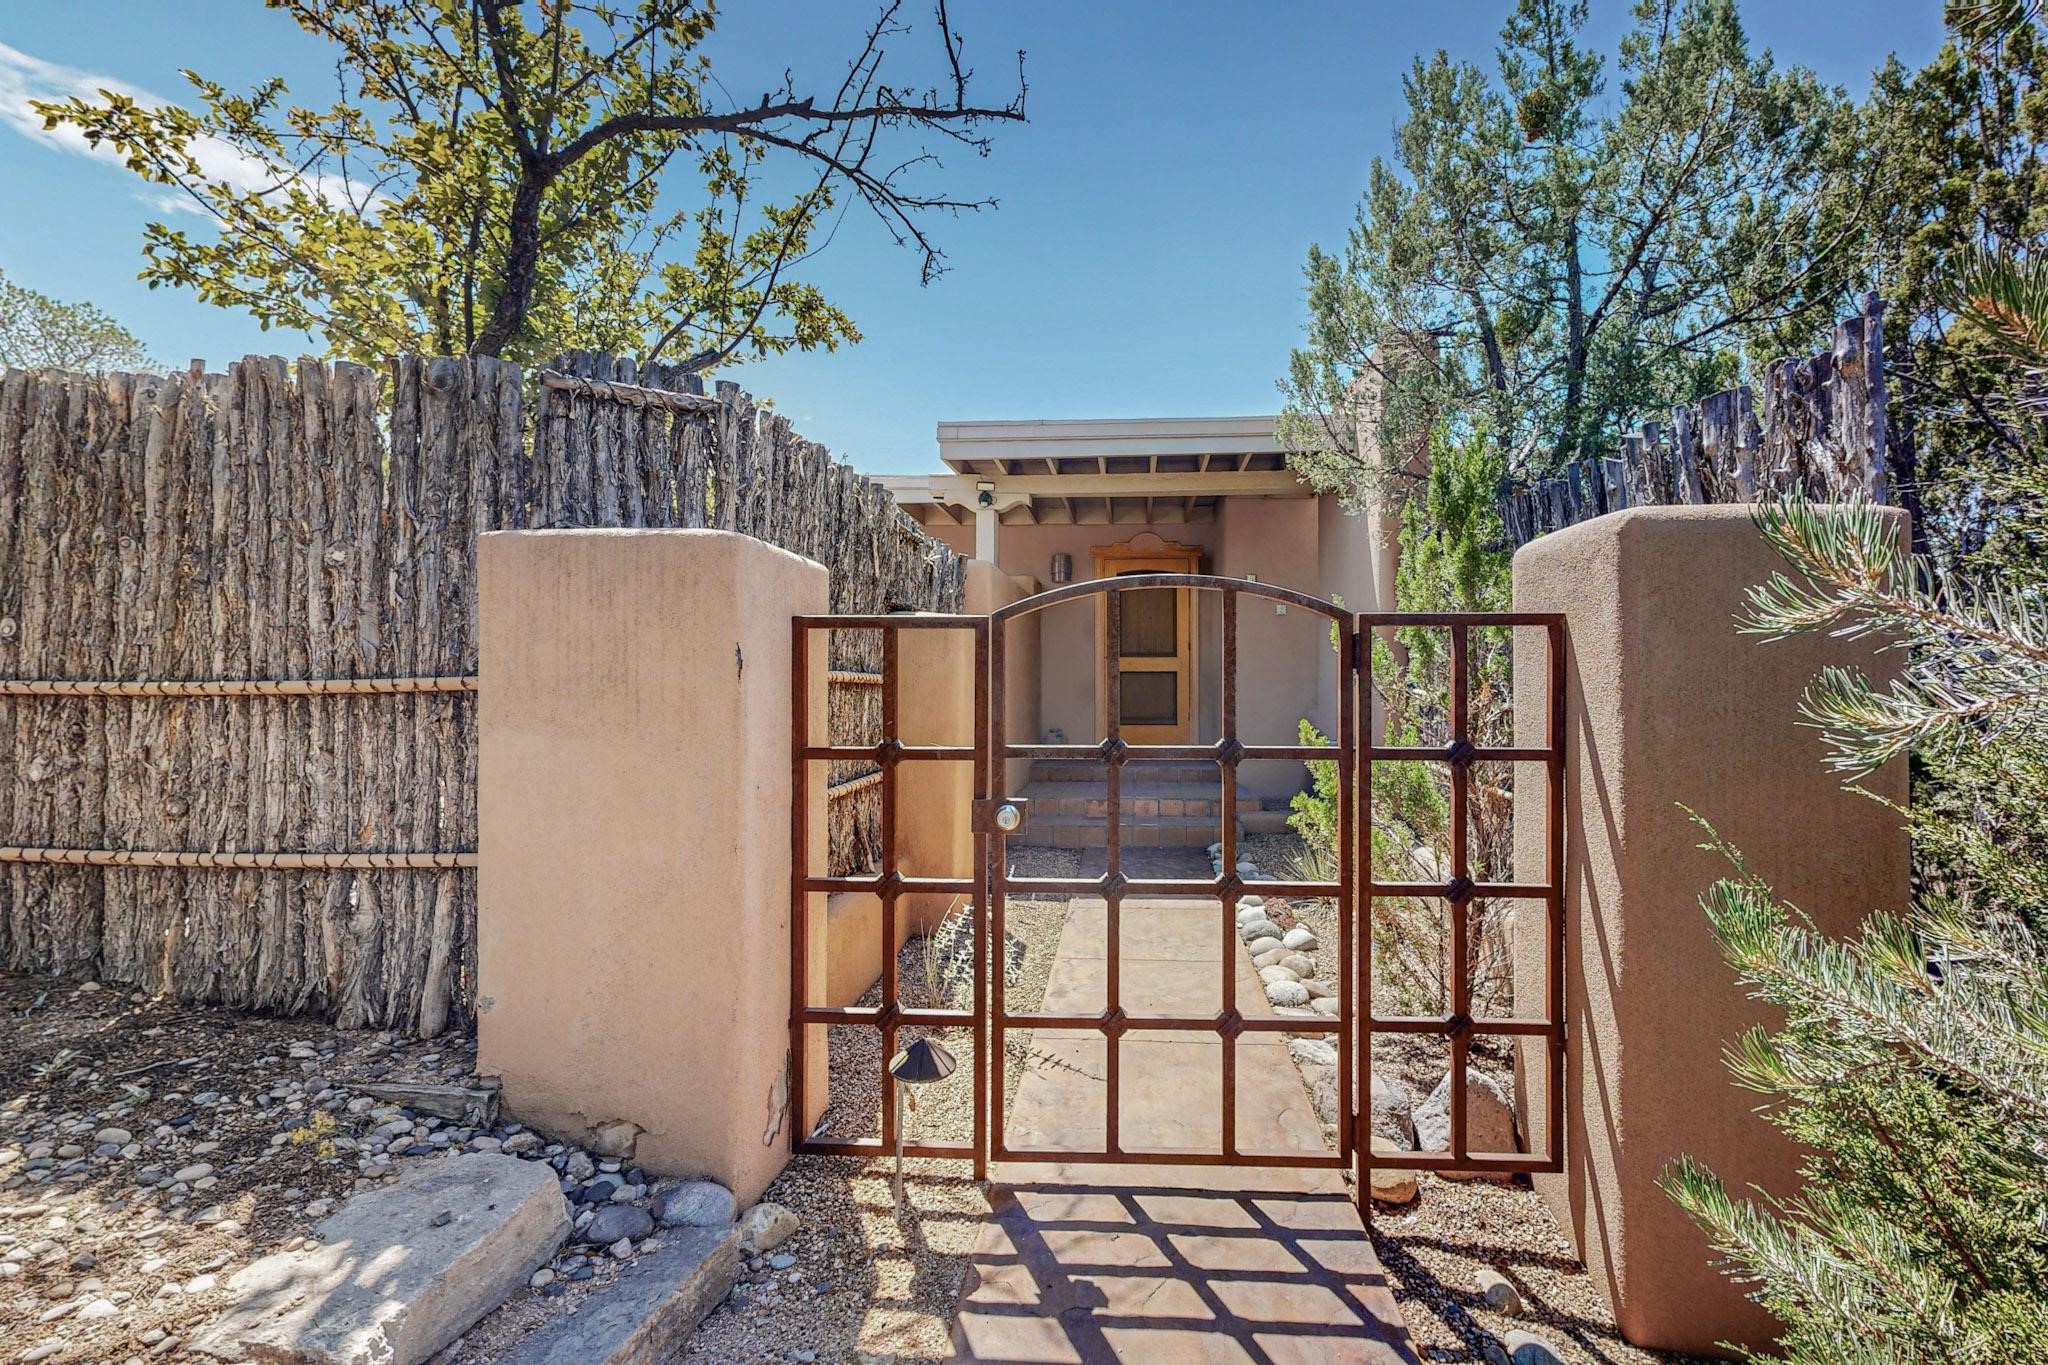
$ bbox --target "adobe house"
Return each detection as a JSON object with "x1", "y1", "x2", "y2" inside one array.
[{"x1": 877, "y1": 415, "x2": 1392, "y2": 848}]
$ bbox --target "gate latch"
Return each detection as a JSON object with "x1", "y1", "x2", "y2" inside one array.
[{"x1": 972, "y1": 798, "x2": 1030, "y2": 836}]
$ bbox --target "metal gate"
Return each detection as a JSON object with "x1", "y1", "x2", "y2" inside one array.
[{"x1": 790, "y1": 577, "x2": 1567, "y2": 1210}]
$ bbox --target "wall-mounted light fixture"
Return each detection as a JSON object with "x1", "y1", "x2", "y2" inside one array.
[
  {"x1": 975, "y1": 480, "x2": 996, "y2": 509},
  {"x1": 1050, "y1": 552, "x2": 1072, "y2": 584}
]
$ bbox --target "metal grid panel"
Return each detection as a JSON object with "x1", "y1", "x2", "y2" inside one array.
[
  {"x1": 985, "y1": 575, "x2": 1357, "y2": 1177},
  {"x1": 787, "y1": 588, "x2": 1569, "y2": 1217},
  {"x1": 1356, "y1": 612, "x2": 1568, "y2": 1186},
  {"x1": 790, "y1": 613, "x2": 989, "y2": 1175}
]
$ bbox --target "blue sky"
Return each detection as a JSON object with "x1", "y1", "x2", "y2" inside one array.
[{"x1": 0, "y1": 1, "x2": 1947, "y2": 475}]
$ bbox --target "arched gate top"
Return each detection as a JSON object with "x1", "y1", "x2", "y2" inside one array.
[{"x1": 989, "y1": 571, "x2": 1349, "y2": 624}]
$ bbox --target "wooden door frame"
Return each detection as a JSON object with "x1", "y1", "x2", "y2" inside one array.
[{"x1": 1091, "y1": 535, "x2": 1202, "y2": 743}]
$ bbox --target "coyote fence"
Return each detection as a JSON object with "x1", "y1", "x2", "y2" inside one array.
[
  {"x1": 1497, "y1": 295, "x2": 1891, "y2": 547},
  {"x1": 0, "y1": 353, "x2": 959, "y2": 1033}
]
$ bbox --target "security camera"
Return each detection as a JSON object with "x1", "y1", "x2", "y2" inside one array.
[{"x1": 976, "y1": 480, "x2": 995, "y2": 509}]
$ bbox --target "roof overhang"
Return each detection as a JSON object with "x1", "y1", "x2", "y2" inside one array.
[{"x1": 882, "y1": 415, "x2": 1311, "y2": 528}]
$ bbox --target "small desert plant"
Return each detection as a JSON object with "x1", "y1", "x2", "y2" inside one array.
[
  {"x1": 914, "y1": 899, "x2": 975, "y2": 1009},
  {"x1": 288, "y1": 1110, "x2": 342, "y2": 1161}
]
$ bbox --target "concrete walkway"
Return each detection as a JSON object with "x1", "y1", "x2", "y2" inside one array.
[{"x1": 951, "y1": 898, "x2": 1417, "y2": 1363}]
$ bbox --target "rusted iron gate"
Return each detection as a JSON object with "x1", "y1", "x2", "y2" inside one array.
[{"x1": 790, "y1": 577, "x2": 1567, "y2": 1208}]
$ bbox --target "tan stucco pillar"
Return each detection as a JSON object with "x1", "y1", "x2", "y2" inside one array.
[
  {"x1": 476, "y1": 528, "x2": 827, "y2": 1205},
  {"x1": 1511, "y1": 504, "x2": 1909, "y2": 1357},
  {"x1": 896, "y1": 618, "x2": 977, "y2": 935},
  {"x1": 963, "y1": 560, "x2": 1038, "y2": 792}
]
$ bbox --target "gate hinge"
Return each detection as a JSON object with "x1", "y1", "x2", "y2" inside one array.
[{"x1": 1351, "y1": 627, "x2": 1367, "y2": 672}]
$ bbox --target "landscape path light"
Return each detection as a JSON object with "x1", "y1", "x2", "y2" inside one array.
[{"x1": 886, "y1": 1035, "x2": 957, "y2": 1205}]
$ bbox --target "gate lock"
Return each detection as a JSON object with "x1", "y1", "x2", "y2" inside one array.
[{"x1": 971, "y1": 798, "x2": 1030, "y2": 836}]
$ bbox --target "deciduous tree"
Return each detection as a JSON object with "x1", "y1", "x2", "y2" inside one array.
[
  {"x1": 0, "y1": 268, "x2": 155, "y2": 372},
  {"x1": 37, "y1": 0, "x2": 1026, "y2": 368}
]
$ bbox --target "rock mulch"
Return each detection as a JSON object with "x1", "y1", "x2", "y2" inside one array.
[
  {"x1": 1367, "y1": 1173, "x2": 1707, "y2": 1365},
  {"x1": 1238, "y1": 832, "x2": 1700, "y2": 1364},
  {"x1": 0, "y1": 970, "x2": 750, "y2": 1364},
  {"x1": 0, "y1": 971, "x2": 514, "y2": 1364},
  {"x1": 681, "y1": 1157, "x2": 992, "y2": 1364}
]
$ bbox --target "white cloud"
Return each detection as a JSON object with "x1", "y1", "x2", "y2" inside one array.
[{"x1": 0, "y1": 40, "x2": 371, "y2": 216}]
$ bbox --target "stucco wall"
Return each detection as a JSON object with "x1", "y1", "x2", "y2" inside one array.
[
  {"x1": 1316, "y1": 495, "x2": 1382, "y2": 739},
  {"x1": 1213, "y1": 496, "x2": 1331, "y2": 796},
  {"x1": 476, "y1": 529, "x2": 826, "y2": 1205},
  {"x1": 1510, "y1": 505, "x2": 1911, "y2": 1355}
]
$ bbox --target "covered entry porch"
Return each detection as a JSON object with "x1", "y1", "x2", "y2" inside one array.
[{"x1": 882, "y1": 415, "x2": 1393, "y2": 846}]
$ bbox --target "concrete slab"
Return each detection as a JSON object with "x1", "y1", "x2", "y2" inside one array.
[
  {"x1": 952, "y1": 1180, "x2": 1418, "y2": 1364},
  {"x1": 962, "y1": 897, "x2": 1414, "y2": 1361},
  {"x1": 1003, "y1": 899, "x2": 1336, "y2": 1160},
  {"x1": 192, "y1": 1153, "x2": 569, "y2": 1365},
  {"x1": 497, "y1": 1222, "x2": 741, "y2": 1364}
]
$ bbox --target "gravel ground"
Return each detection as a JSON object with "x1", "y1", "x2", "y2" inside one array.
[
  {"x1": 0, "y1": 971, "x2": 543, "y2": 1364},
  {"x1": 687, "y1": 850, "x2": 1080, "y2": 1364},
  {"x1": 1242, "y1": 830, "x2": 1701, "y2": 1365},
  {"x1": 0, "y1": 971, "x2": 738, "y2": 1365},
  {"x1": 1368, "y1": 1175, "x2": 1708, "y2": 1365},
  {"x1": 680, "y1": 1155, "x2": 990, "y2": 1365},
  {"x1": 0, "y1": 827, "x2": 1704, "y2": 1365}
]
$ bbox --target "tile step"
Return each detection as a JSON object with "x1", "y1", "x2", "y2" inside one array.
[
  {"x1": 1010, "y1": 813, "x2": 1237, "y2": 850},
  {"x1": 1026, "y1": 759, "x2": 1234, "y2": 784},
  {"x1": 1014, "y1": 783, "x2": 1270, "y2": 817}
]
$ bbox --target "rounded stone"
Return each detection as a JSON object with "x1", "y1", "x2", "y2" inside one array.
[
  {"x1": 1252, "y1": 948, "x2": 1287, "y2": 969},
  {"x1": 582, "y1": 1203, "x2": 654, "y2": 1246},
  {"x1": 1280, "y1": 953, "x2": 1315, "y2": 978},
  {"x1": 1287, "y1": 1038, "x2": 1338, "y2": 1068},
  {"x1": 589, "y1": 1120, "x2": 641, "y2": 1160},
  {"x1": 95, "y1": 1128, "x2": 132, "y2": 1147},
  {"x1": 1280, "y1": 926, "x2": 1319, "y2": 952},
  {"x1": 1239, "y1": 919, "x2": 1284, "y2": 944},
  {"x1": 1264, "y1": 980, "x2": 1310, "y2": 1008},
  {"x1": 1310, "y1": 996, "x2": 1340, "y2": 1017},
  {"x1": 1246, "y1": 937, "x2": 1284, "y2": 957},
  {"x1": 738, "y1": 1202, "x2": 799, "y2": 1253},
  {"x1": 1371, "y1": 1072, "x2": 1417, "y2": 1148},
  {"x1": 1413, "y1": 1069, "x2": 1518, "y2": 1178},
  {"x1": 653, "y1": 1180, "x2": 737, "y2": 1228},
  {"x1": 1258, "y1": 965, "x2": 1300, "y2": 986},
  {"x1": 1504, "y1": 1330, "x2": 1565, "y2": 1365},
  {"x1": 1477, "y1": 1266, "x2": 1523, "y2": 1313},
  {"x1": 1368, "y1": 1138, "x2": 1418, "y2": 1204}
]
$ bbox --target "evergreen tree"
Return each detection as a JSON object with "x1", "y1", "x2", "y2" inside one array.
[
  {"x1": 1278, "y1": 0, "x2": 1857, "y2": 485},
  {"x1": 1291, "y1": 431, "x2": 1518, "y2": 1011},
  {"x1": 1804, "y1": 4, "x2": 2048, "y2": 576}
]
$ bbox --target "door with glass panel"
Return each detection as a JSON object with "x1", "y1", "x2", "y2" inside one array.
[{"x1": 1090, "y1": 538, "x2": 1198, "y2": 743}]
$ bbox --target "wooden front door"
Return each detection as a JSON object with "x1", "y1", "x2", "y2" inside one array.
[{"x1": 1092, "y1": 536, "x2": 1201, "y2": 744}]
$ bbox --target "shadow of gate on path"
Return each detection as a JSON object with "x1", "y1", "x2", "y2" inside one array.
[{"x1": 951, "y1": 1179, "x2": 1419, "y2": 1364}]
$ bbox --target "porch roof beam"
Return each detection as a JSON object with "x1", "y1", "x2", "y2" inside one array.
[{"x1": 882, "y1": 469, "x2": 1309, "y2": 506}]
